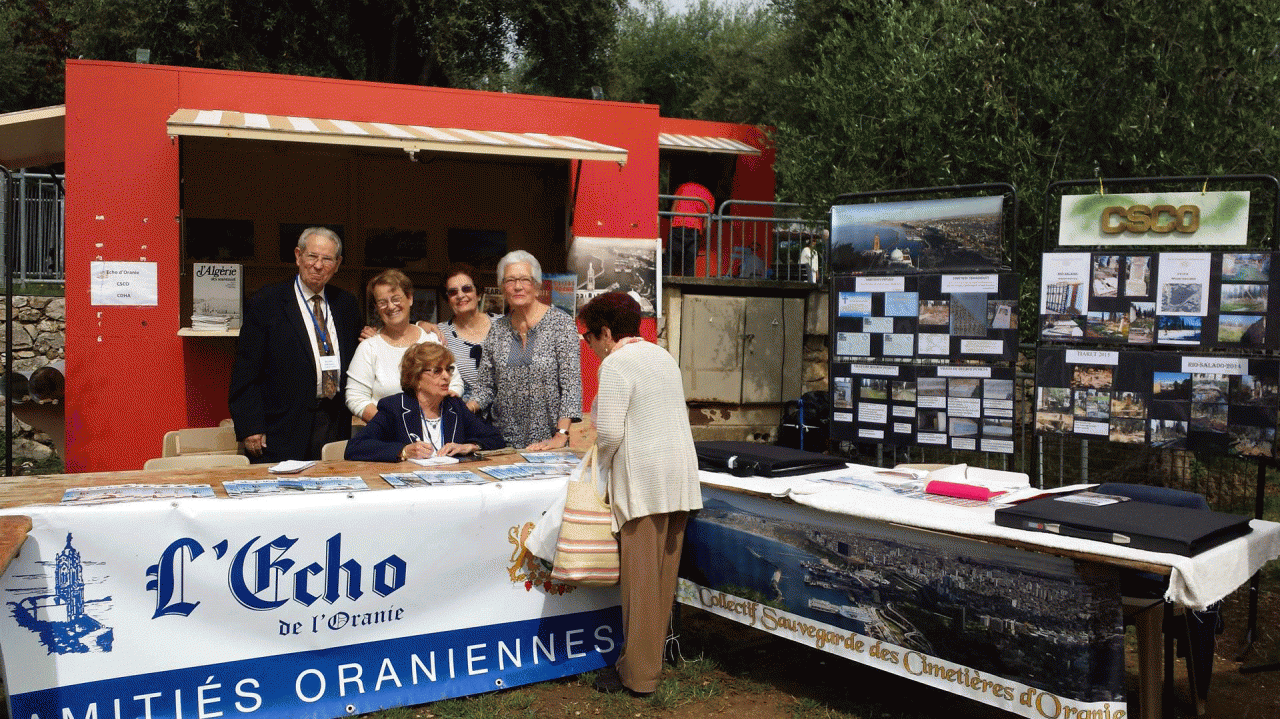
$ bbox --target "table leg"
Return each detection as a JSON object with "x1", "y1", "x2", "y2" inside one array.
[{"x1": 1133, "y1": 601, "x2": 1163, "y2": 719}]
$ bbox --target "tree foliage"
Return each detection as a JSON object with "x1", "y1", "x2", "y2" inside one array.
[
  {"x1": 0, "y1": 0, "x2": 624, "y2": 114},
  {"x1": 772, "y1": 0, "x2": 1280, "y2": 239},
  {"x1": 607, "y1": 0, "x2": 787, "y2": 123},
  {"x1": 0, "y1": 0, "x2": 72, "y2": 112}
]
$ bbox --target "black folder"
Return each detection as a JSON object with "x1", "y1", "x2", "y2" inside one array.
[
  {"x1": 695, "y1": 441, "x2": 847, "y2": 478},
  {"x1": 995, "y1": 495, "x2": 1252, "y2": 556}
]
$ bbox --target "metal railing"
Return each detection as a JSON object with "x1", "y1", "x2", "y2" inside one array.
[
  {"x1": 0, "y1": 172, "x2": 65, "y2": 283},
  {"x1": 659, "y1": 197, "x2": 829, "y2": 282}
]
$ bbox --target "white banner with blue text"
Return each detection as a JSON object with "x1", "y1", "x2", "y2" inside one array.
[{"x1": 0, "y1": 479, "x2": 620, "y2": 719}]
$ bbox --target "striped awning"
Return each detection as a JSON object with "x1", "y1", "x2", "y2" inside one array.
[
  {"x1": 167, "y1": 109, "x2": 628, "y2": 164},
  {"x1": 658, "y1": 133, "x2": 759, "y2": 156},
  {"x1": 0, "y1": 105, "x2": 65, "y2": 169}
]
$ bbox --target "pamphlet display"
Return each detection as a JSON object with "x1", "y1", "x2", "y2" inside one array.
[{"x1": 191, "y1": 262, "x2": 243, "y2": 330}]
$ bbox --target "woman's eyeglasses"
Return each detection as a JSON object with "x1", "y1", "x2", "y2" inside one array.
[
  {"x1": 445, "y1": 284, "x2": 475, "y2": 298},
  {"x1": 422, "y1": 365, "x2": 456, "y2": 376}
]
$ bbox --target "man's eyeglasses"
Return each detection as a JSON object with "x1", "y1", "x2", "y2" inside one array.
[
  {"x1": 302, "y1": 253, "x2": 338, "y2": 268},
  {"x1": 502, "y1": 276, "x2": 536, "y2": 287},
  {"x1": 374, "y1": 294, "x2": 406, "y2": 309},
  {"x1": 581, "y1": 330, "x2": 595, "y2": 343},
  {"x1": 422, "y1": 365, "x2": 456, "y2": 376},
  {"x1": 446, "y1": 284, "x2": 476, "y2": 298}
]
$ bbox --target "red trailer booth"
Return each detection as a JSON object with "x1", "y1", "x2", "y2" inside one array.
[{"x1": 60, "y1": 60, "x2": 773, "y2": 472}]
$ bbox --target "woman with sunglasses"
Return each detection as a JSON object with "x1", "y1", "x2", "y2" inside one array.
[
  {"x1": 346, "y1": 342, "x2": 504, "y2": 461},
  {"x1": 346, "y1": 269, "x2": 462, "y2": 422},
  {"x1": 437, "y1": 264, "x2": 499, "y2": 413},
  {"x1": 471, "y1": 250, "x2": 582, "y2": 450}
]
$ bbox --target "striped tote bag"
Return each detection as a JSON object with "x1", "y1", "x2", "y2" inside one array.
[{"x1": 550, "y1": 446, "x2": 620, "y2": 586}]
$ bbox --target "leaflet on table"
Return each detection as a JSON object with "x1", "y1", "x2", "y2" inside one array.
[
  {"x1": 520, "y1": 451, "x2": 581, "y2": 464},
  {"x1": 223, "y1": 477, "x2": 370, "y2": 496},
  {"x1": 479, "y1": 462, "x2": 576, "y2": 480},
  {"x1": 381, "y1": 472, "x2": 487, "y2": 487},
  {"x1": 60, "y1": 484, "x2": 217, "y2": 505}
]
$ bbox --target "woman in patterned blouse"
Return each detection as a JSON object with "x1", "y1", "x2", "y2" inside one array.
[{"x1": 469, "y1": 250, "x2": 581, "y2": 449}]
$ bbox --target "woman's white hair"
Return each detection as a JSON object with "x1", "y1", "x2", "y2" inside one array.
[{"x1": 496, "y1": 250, "x2": 542, "y2": 285}]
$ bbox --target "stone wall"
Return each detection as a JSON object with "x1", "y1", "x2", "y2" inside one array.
[
  {"x1": 0, "y1": 296, "x2": 66, "y2": 372},
  {"x1": 0, "y1": 296, "x2": 66, "y2": 469}
]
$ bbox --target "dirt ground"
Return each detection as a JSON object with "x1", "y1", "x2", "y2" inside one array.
[{"x1": 512, "y1": 582, "x2": 1280, "y2": 719}]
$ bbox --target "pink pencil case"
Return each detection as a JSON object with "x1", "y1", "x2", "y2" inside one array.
[{"x1": 925, "y1": 480, "x2": 1004, "y2": 501}]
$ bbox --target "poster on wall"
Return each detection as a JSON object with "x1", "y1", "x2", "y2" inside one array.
[
  {"x1": 1035, "y1": 347, "x2": 1279, "y2": 457},
  {"x1": 832, "y1": 273, "x2": 1020, "y2": 363},
  {"x1": 1058, "y1": 191, "x2": 1250, "y2": 247},
  {"x1": 829, "y1": 195, "x2": 1005, "y2": 275},
  {"x1": 1038, "y1": 251, "x2": 1278, "y2": 349},
  {"x1": 829, "y1": 363, "x2": 1017, "y2": 454},
  {"x1": 569, "y1": 237, "x2": 660, "y2": 317}
]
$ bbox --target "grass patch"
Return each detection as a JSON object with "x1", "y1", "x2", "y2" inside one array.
[{"x1": 649, "y1": 656, "x2": 723, "y2": 709}]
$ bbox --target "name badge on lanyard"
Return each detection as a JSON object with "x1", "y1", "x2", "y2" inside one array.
[{"x1": 319, "y1": 355, "x2": 341, "y2": 371}]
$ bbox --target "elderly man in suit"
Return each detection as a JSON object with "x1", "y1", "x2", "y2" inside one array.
[{"x1": 229, "y1": 227, "x2": 362, "y2": 462}]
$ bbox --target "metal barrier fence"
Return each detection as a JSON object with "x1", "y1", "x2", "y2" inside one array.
[
  {"x1": 832, "y1": 344, "x2": 1268, "y2": 513},
  {"x1": 0, "y1": 172, "x2": 65, "y2": 283},
  {"x1": 658, "y1": 197, "x2": 829, "y2": 282}
]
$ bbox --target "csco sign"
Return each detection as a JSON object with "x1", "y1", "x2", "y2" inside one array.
[{"x1": 1100, "y1": 204, "x2": 1199, "y2": 234}]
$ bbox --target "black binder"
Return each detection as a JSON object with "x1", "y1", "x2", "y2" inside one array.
[
  {"x1": 695, "y1": 441, "x2": 847, "y2": 478},
  {"x1": 995, "y1": 495, "x2": 1252, "y2": 556}
]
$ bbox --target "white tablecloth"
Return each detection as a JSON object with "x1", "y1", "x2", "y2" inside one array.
[{"x1": 698, "y1": 465, "x2": 1280, "y2": 610}]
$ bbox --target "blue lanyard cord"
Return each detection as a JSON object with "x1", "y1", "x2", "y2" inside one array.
[{"x1": 296, "y1": 277, "x2": 333, "y2": 355}]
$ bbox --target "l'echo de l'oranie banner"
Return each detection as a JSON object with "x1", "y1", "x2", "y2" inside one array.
[
  {"x1": 1059, "y1": 191, "x2": 1250, "y2": 247},
  {"x1": 678, "y1": 489, "x2": 1129, "y2": 719},
  {"x1": 0, "y1": 480, "x2": 621, "y2": 719}
]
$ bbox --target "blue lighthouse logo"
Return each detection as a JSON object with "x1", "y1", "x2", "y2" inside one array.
[{"x1": 8, "y1": 533, "x2": 113, "y2": 654}]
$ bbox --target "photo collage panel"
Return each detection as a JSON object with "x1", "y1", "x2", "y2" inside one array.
[
  {"x1": 830, "y1": 363, "x2": 1016, "y2": 454},
  {"x1": 832, "y1": 273, "x2": 1020, "y2": 363},
  {"x1": 1039, "y1": 251, "x2": 1279, "y2": 349},
  {"x1": 1035, "y1": 348, "x2": 1279, "y2": 457}
]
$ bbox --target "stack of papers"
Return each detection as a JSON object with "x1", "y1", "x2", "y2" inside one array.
[
  {"x1": 479, "y1": 462, "x2": 575, "y2": 480},
  {"x1": 381, "y1": 471, "x2": 486, "y2": 487},
  {"x1": 190, "y1": 314, "x2": 231, "y2": 331},
  {"x1": 61, "y1": 484, "x2": 216, "y2": 505},
  {"x1": 224, "y1": 477, "x2": 369, "y2": 496},
  {"x1": 520, "y1": 451, "x2": 580, "y2": 465}
]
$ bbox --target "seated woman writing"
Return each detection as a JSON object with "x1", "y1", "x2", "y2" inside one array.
[{"x1": 345, "y1": 342, "x2": 505, "y2": 462}]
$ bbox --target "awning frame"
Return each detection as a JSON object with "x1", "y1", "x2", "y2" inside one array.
[{"x1": 167, "y1": 109, "x2": 628, "y2": 166}]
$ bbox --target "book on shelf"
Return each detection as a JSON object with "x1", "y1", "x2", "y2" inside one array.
[{"x1": 192, "y1": 262, "x2": 243, "y2": 329}]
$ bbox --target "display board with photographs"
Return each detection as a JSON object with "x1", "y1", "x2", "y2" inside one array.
[
  {"x1": 831, "y1": 273, "x2": 1020, "y2": 363},
  {"x1": 1039, "y1": 251, "x2": 1279, "y2": 349},
  {"x1": 1035, "y1": 347, "x2": 1279, "y2": 457},
  {"x1": 829, "y1": 363, "x2": 1017, "y2": 454}
]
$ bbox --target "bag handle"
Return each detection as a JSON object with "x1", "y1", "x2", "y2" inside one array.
[{"x1": 572, "y1": 445, "x2": 608, "y2": 503}]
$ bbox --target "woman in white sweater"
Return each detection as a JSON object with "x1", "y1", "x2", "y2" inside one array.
[
  {"x1": 346, "y1": 269, "x2": 461, "y2": 422},
  {"x1": 578, "y1": 292, "x2": 702, "y2": 697}
]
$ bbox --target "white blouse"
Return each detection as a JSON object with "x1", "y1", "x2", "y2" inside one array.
[{"x1": 345, "y1": 326, "x2": 463, "y2": 417}]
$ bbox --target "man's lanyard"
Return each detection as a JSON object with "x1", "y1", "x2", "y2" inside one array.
[{"x1": 296, "y1": 276, "x2": 333, "y2": 355}]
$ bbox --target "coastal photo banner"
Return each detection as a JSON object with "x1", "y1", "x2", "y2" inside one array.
[
  {"x1": 1058, "y1": 191, "x2": 1250, "y2": 247},
  {"x1": 829, "y1": 196, "x2": 1005, "y2": 275},
  {"x1": 0, "y1": 482, "x2": 621, "y2": 719},
  {"x1": 678, "y1": 488, "x2": 1126, "y2": 719}
]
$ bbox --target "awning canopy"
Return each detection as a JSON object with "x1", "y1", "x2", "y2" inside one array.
[
  {"x1": 658, "y1": 133, "x2": 759, "y2": 156},
  {"x1": 167, "y1": 109, "x2": 628, "y2": 164},
  {"x1": 0, "y1": 105, "x2": 65, "y2": 169}
]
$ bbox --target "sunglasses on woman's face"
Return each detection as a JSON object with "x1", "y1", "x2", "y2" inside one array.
[{"x1": 446, "y1": 284, "x2": 476, "y2": 298}]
